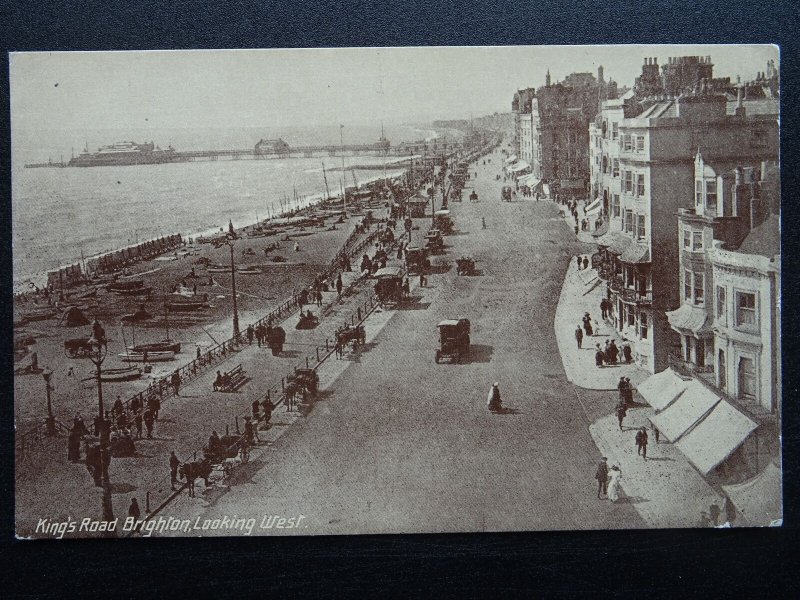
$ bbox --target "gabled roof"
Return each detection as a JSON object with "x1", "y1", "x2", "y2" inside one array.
[{"x1": 737, "y1": 214, "x2": 780, "y2": 257}]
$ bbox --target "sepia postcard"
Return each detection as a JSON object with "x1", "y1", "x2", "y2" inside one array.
[{"x1": 11, "y1": 45, "x2": 781, "y2": 539}]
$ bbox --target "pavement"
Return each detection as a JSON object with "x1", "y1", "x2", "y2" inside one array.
[{"x1": 150, "y1": 147, "x2": 646, "y2": 535}]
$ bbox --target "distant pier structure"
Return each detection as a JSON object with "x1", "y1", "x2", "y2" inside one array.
[{"x1": 24, "y1": 135, "x2": 469, "y2": 168}]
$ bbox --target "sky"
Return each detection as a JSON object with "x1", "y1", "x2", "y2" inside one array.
[{"x1": 10, "y1": 45, "x2": 779, "y2": 131}]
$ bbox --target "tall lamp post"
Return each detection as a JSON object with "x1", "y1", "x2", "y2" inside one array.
[
  {"x1": 87, "y1": 321, "x2": 114, "y2": 527},
  {"x1": 42, "y1": 368, "x2": 56, "y2": 436},
  {"x1": 222, "y1": 234, "x2": 241, "y2": 340}
]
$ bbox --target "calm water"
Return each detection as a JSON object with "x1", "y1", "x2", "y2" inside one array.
[{"x1": 12, "y1": 124, "x2": 437, "y2": 289}]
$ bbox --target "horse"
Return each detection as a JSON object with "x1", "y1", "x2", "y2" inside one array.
[
  {"x1": 284, "y1": 381, "x2": 300, "y2": 411},
  {"x1": 179, "y1": 458, "x2": 212, "y2": 497}
]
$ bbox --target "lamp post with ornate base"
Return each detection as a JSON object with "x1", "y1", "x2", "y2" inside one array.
[{"x1": 87, "y1": 321, "x2": 114, "y2": 532}]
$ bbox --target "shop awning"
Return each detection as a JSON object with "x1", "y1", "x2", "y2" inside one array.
[
  {"x1": 508, "y1": 161, "x2": 531, "y2": 173},
  {"x1": 722, "y1": 462, "x2": 782, "y2": 526},
  {"x1": 592, "y1": 219, "x2": 610, "y2": 238},
  {"x1": 619, "y1": 242, "x2": 650, "y2": 264},
  {"x1": 518, "y1": 174, "x2": 540, "y2": 188},
  {"x1": 676, "y1": 400, "x2": 758, "y2": 476},
  {"x1": 666, "y1": 304, "x2": 713, "y2": 334},
  {"x1": 585, "y1": 197, "x2": 602, "y2": 215},
  {"x1": 595, "y1": 231, "x2": 632, "y2": 255},
  {"x1": 650, "y1": 379, "x2": 720, "y2": 442},
  {"x1": 639, "y1": 368, "x2": 690, "y2": 411},
  {"x1": 504, "y1": 155, "x2": 517, "y2": 164}
]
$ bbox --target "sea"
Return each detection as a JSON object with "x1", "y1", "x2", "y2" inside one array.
[{"x1": 12, "y1": 123, "x2": 440, "y2": 292}]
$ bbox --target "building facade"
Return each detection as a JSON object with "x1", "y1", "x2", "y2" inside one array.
[{"x1": 592, "y1": 90, "x2": 778, "y2": 373}]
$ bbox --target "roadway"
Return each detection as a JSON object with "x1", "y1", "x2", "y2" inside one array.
[{"x1": 161, "y1": 148, "x2": 644, "y2": 534}]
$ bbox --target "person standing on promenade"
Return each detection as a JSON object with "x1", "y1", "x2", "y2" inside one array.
[
  {"x1": 635, "y1": 427, "x2": 648, "y2": 460},
  {"x1": 171, "y1": 371, "x2": 181, "y2": 397},
  {"x1": 128, "y1": 497, "x2": 141, "y2": 521},
  {"x1": 170, "y1": 451, "x2": 180, "y2": 491},
  {"x1": 336, "y1": 273, "x2": 343, "y2": 298},
  {"x1": 583, "y1": 313, "x2": 593, "y2": 336},
  {"x1": 247, "y1": 325, "x2": 254, "y2": 345},
  {"x1": 575, "y1": 326, "x2": 584, "y2": 349},
  {"x1": 616, "y1": 402, "x2": 627, "y2": 431},
  {"x1": 595, "y1": 344, "x2": 605, "y2": 367},
  {"x1": 143, "y1": 408, "x2": 155, "y2": 439},
  {"x1": 595, "y1": 457, "x2": 609, "y2": 498},
  {"x1": 607, "y1": 466, "x2": 622, "y2": 503},
  {"x1": 134, "y1": 411, "x2": 143, "y2": 439}
]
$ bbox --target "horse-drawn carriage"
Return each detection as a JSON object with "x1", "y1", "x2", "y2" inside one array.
[
  {"x1": 179, "y1": 433, "x2": 250, "y2": 497},
  {"x1": 266, "y1": 325, "x2": 286, "y2": 355},
  {"x1": 285, "y1": 367, "x2": 320, "y2": 410},
  {"x1": 424, "y1": 230, "x2": 444, "y2": 255},
  {"x1": 336, "y1": 324, "x2": 366, "y2": 352},
  {"x1": 405, "y1": 246, "x2": 429, "y2": 274},
  {"x1": 502, "y1": 186, "x2": 513, "y2": 202},
  {"x1": 374, "y1": 266, "x2": 405, "y2": 307},
  {"x1": 296, "y1": 310, "x2": 319, "y2": 330},
  {"x1": 456, "y1": 256, "x2": 476, "y2": 276},
  {"x1": 64, "y1": 337, "x2": 94, "y2": 358},
  {"x1": 434, "y1": 210, "x2": 454, "y2": 235},
  {"x1": 435, "y1": 319, "x2": 471, "y2": 364}
]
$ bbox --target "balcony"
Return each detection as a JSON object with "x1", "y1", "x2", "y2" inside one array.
[
  {"x1": 608, "y1": 275, "x2": 623, "y2": 292},
  {"x1": 621, "y1": 287, "x2": 653, "y2": 305}
]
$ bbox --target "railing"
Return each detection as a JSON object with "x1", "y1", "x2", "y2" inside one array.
[
  {"x1": 621, "y1": 287, "x2": 653, "y2": 305},
  {"x1": 608, "y1": 275, "x2": 623, "y2": 292},
  {"x1": 598, "y1": 264, "x2": 614, "y2": 281}
]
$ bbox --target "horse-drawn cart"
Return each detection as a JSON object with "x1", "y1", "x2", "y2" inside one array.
[
  {"x1": 64, "y1": 337, "x2": 94, "y2": 358},
  {"x1": 456, "y1": 256, "x2": 476, "y2": 276},
  {"x1": 435, "y1": 319, "x2": 471, "y2": 364},
  {"x1": 374, "y1": 266, "x2": 405, "y2": 307},
  {"x1": 405, "y1": 246, "x2": 429, "y2": 274}
]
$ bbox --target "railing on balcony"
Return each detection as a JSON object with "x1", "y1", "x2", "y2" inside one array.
[
  {"x1": 608, "y1": 275, "x2": 623, "y2": 292},
  {"x1": 621, "y1": 287, "x2": 653, "y2": 305}
]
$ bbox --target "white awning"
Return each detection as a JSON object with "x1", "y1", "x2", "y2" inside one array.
[
  {"x1": 518, "y1": 174, "x2": 540, "y2": 188},
  {"x1": 508, "y1": 161, "x2": 530, "y2": 173},
  {"x1": 504, "y1": 155, "x2": 517, "y2": 164},
  {"x1": 722, "y1": 462, "x2": 782, "y2": 526},
  {"x1": 638, "y1": 368, "x2": 690, "y2": 411},
  {"x1": 650, "y1": 379, "x2": 720, "y2": 442},
  {"x1": 676, "y1": 400, "x2": 758, "y2": 476},
  {"x1": 585, "y1": 197, "x2": 602, "y2": 215}
]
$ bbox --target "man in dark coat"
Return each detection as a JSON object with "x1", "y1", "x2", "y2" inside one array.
[
  {"x1": 336, "y1": 274, "x2": 343, "y2": 297},
  {"x1": 635, "y1": 427, "x2": 648, "y2": 460},
  {"x1": 595, "y1": 344, "x2": 605, "y2": 367},
  {"x1": 143, "y1": 408, "x2": 155, "y2": 439},
  {"x1": 595, "y1": 457, "x2": 609, "y2": 498},
  {"x1": 575, "y1": 326, "x2": 584, "y2": 349},
  {"x1": 128, "y1": 497, "x2": 141, "y2": 521}
]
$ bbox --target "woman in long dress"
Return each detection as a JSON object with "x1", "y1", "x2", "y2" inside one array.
[{"x1": 607, "y1": 466, "x2": 622, "y2": 503}]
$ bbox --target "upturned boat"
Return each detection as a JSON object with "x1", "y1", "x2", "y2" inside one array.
[{"x1": 118, "y1": 350, "x2": 176, "y2": 362}]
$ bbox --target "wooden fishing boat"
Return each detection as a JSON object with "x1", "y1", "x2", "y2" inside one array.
[
  {"x1": 237, "y1": 266, "x2": 263, "y2": 275},
  {"x1": 85, "y1": 366, "x2": 143, "y2": 382},
  {"x1": 128, "y1": 340, "x2": 181, "y2": 354},
  {"x1": 21, "y1": 308, "x2": 57, "y2": 322},
  {"x1": 206, "y1": 265, "x2": 232, "y2": 273},
  {"x1": 118, "y1": 350, "x2": 175, "y2": 362}
]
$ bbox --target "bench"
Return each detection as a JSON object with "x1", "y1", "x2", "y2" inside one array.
[{"x1": 216, "y1": 364, "x2": 248, "y2": 393}]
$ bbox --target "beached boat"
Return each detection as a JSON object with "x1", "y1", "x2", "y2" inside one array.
[
  {"x1": 21, "y1": 308, "x2": 58, "y2": 322},
  {"x1": 128, "y1": 340, "x2": 181, "y2": 354},
  {"x1": 206, "y1": 265, "x2": 232, "y2": 273},
  {"x1": 118, "y1": 350, "x2": 175, "y2": 362},
  {"x1": 92, "y1": 366, "x2": 143, "y2": 382},
  {"x1": 108, "y1": 280, "x2": 152, "y2": 295},
  {"x1": 237, "y1": 267, "x2": 263, "y2": 275}
]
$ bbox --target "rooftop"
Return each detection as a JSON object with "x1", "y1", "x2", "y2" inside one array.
[{"x1": 736, "y1": 214, "x2": 780, "y2": 257}]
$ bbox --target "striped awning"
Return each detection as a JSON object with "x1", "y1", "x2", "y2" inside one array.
[{"x1": 666, "y1": 303, "x2": 713, "y2": 334}]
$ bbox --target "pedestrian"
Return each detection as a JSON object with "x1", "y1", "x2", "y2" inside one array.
[
  {"x1": 487, "y1": 382, "x2": 502, "y2": 413},
  {"x1": 134, "y1": 411, "x2": 143, "y2": 439},
  {"x1": 600, "y1": 298, "x2": 608, "y2": 320},
  {"x1": 143, "y1": 408, "x2": 155, "y2": 439},
  {"x1": 244, "y1": 415, "x2": 258, "y2": 444},
  {"x1": 574, "y1": 224, "x2": 579, "y2": 235},
  {"x1": 624, "y1": 377, "x2": 633, "y2": 405},
  {"x1": 113, "y1": 396, "x2": 124, "y2": 418},
  {"x1": 709, "y1": 500, "x2": 721, "y2": 527},
  {"x1": 252, "y1": 398, "x2": 260, "y2": 420},
  {"x1": 336, "y1": 274, "x2": 343, "y2": 297},
  {"x1": 608, "y1": 340, "x2": 619, "y2": 364},
  {"x1": 247, "y1": 325, "x2": 254, "y2": 345},
  {"x1": 582, "y1": 257, "x2": 588, "y2": 270},
  {"x1": 262, "y1": 398, "x2": 274, "y2": 428},
  {"x1": 294, "y1": 241, "x2": 300, "y2": 252},
  {"x1": 635, "y1": 426, "x2": 648, "y2": 460},
  {"x1": 622, "y1": 343, "x2": 632, "y2": 364},
  {"x1": 128, "y1": 497, "x2": 141, "y2": 521},
  {"x1": 607, "y1": 465, "x2": 622, "y2": 503},
  {"x1": 196, "y1": 345, "x2": 202, "y2": 360},
  {"x1": 171, "y1": 371, "x2": 181, "y2": 397},
  {"x1": 616, "y1": 402, "x2": 627, "y2": 430},
  {"x1": 316, "y1": 289, "x2": 323, "y2": 307},
  {"x1": 583, "y1": 313, "x2": 593, "y2": 336},
  {"x1": 595, "y1": 457, "x2": 609, "y2": 498},
  {"x1": 149, "y1": 395, "x2": 160, "y2": 419},
  {"x1": 170, "y1": 451, "x2": 180, "y2": 491},
  {"x1": 618, "y1": 377, "x2": 628, "y2": 403},
  {"x1": 575, "y1": 326, "x2": 584, "y2": 349},
  {"x1": 576, "y1": 255, "x2": 582, "y2": 270},
  {"x1": 595, "y1": 344, "x2": 605, "y2": 367},
  {"x1": 604, "y1": 340, "x2": 611, "y2": 363}
]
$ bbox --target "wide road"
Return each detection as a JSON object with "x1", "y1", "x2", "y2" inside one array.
[{"x1": 164, "y1": 148, "x2": 644, "y2": 534}]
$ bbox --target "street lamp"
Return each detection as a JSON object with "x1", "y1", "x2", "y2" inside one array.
[
  {"x1": 87, "y1": 320, "x2": 114, "y2": 527},
  {"x1": 41, "y1": 368, "x2": 56, "y2": 436},
  {"x1": 222, "y1": 234, "x2": 241, "y2": 340}
]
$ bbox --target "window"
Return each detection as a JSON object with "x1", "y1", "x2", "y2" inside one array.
[
  {"x1": 735, "y1": 291, "x2": 757, "y2": 328},
  {"x1": 636, "y1": 214, "x2": 646, "y2": 239},
  {"x1": 624, "y1": 210, "x2": 633, "y2": 233},
  {"x1": 683, "y1": 229, "x2": 692, "y2": 249},
  {"x1": 612, "y1": 194, "x2": 620, "y2": 218},
  {"x1": 692, "y1": 231, "x2": 703, "y2": 251},
  {"x1": 695, "y1": 180, "x2": 703, "y2": 205},
  {"x1": 693, "y1": 272, "x2": 704, "y2": 305},
  {"x1": 612, "y1": 159, "x2": 619, "y2": 177},
  {"x1": 612, "y1": 122, "x2": 618, "y2": 140},
  {"x1": 623, "y1": 171, "x2": 633, "y2": 194},
  {"x1": 738, "y1": 357, "x2": 756, "y2": 399},
  {"x1": 636, "y1": 173, "x2": 645, "y2": 197},
  {"x1": 623, "y1": 134, "x2": 632, "y2": 151},
  {"x1": 636, "y1": 135, "x2": 644, "y2": 152},
  {"x1": 684, "y1": 270, "x2": 692, "y2": 301},
  {"x1": 705, "y1": 180, "x2": 717, "y2": 209},
  {"x1": 716, "y1": 286, "x2": 726, "y2": 324},
  {"x1": 640, "y1": 311, "x2": 648, "y2": 339}
]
